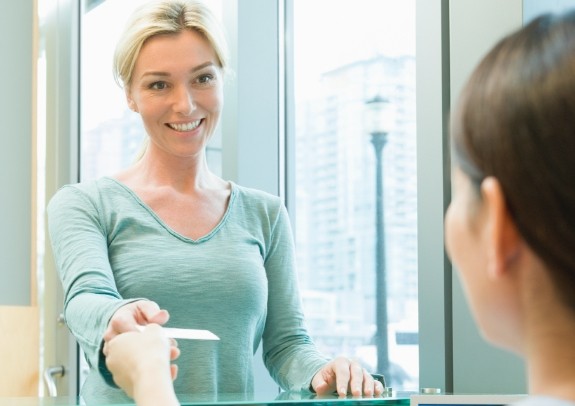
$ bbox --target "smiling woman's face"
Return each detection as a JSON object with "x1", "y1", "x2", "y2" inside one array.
[{"x1": 125, "y1": 29, "x2": 224, "y2": 159}]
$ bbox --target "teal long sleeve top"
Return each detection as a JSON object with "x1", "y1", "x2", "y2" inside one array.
[{"x1": 47, "y1": 177, "x2": 328, "y2": 402}]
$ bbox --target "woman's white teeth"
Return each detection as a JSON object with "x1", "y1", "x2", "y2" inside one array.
[{"x1": 169, "y1": 120, "x2": 201, "y2": 132}]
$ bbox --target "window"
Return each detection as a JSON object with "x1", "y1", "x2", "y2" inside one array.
[{"x1": 289, "y1": 0, "x2": 418, "y2": 390}]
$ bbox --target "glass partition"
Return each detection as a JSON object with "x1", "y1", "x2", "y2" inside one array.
[{"x1": 289, "y1": 0, "x2": 418, "y2": 391}]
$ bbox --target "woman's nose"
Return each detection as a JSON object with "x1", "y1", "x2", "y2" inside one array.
[{"x1": 172, "y1": 86, "x2": 196, "y2": 115}]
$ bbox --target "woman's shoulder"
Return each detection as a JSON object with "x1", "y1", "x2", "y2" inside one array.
[
  {"x1": 48, "y1": 177, "x2": 120, "y2": 210},
  {"x1": 229, "y1": 182, "x2": 288, "y2": 229},
  {"x1": 53, "y1": 177, "x2": 118, "y2": 196},
  {"x1": 231, "y1": 182, "x2": 283, "y2": 210}
]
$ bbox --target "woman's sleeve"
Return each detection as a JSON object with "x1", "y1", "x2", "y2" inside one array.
[
  {"x1": 47, "y1": 185, "x2": 141, "y2": 371},
  {"x1": 261, "y1": 203, "x2": 329, "y2": 391}
]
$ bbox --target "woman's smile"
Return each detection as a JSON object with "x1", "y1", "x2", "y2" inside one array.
[{"x1": 166, "y1": 119, "x2": 203, "y2": 133}]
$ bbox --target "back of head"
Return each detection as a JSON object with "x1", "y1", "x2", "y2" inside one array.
[
  {"x1": 451, "y1": 10, "x2": 575, "y2": 310},
  {"x1": 113, "y1": 0, "x2": 228, "y2": 88}
]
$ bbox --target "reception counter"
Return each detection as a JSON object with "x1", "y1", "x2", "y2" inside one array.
[{"x1": 0, "y1": 391, "x2": 411, "y2": 405}]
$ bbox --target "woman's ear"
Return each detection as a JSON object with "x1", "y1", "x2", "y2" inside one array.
[
  {"x1": 125, "y1": 88, "x2": 138, "y2": 112},
  {"x1": 481, "y1": 177, "x2": 522, "y2": 279}
]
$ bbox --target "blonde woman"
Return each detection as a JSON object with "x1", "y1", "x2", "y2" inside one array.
[{"x1": 48, "y1": 0, "x2": 382, "y2": 402}]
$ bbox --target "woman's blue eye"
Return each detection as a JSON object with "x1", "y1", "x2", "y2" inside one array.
[
  {"x1": 197, "y1": 74, "x2": 214, "y2": 85},
  {"x1": 150, "y1": 81, "x2": 167, "y2": 90}
]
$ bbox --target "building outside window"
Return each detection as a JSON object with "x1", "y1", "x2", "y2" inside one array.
[{"x1": 290, "y1": 0, "x2": 418, "y2": 390}]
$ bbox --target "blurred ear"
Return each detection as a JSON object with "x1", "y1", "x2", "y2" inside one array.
[
  {"x1": 125, "y1": 88, "x2": 138, "y2": 112},
  {"x1": 481, "y1": 177, "x2": 522, "y2": 279}
]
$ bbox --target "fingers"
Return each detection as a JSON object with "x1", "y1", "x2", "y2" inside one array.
[
  {"x1": 311, "y1": 366, "x2": 335, "y2": 395},
  {"x1": 313, "y1": 357, "x2": 383, "y2": 397},
  {"x1": 333, "y1": 358, "x2": 351, "y2": 396},
  {"x1": 374, "y1": 379, "x2": 385, "y2": 396},
  {"x1": 363, "y1": 370, "x2": 372, "y2": 396},
  {"x1": 170, "y1": 364, "x2": 179, "y2": 381},
  {"x1": 103, "y1": 301, "x2": 170, "y2": 343},
  {"x1": 103, "y1": 308, "x2": 137, "y2": 342},
  {"x1": 362, "y1": 369, "x2": 383, "y2": 397},
  {"x1": 168, "y1": 337, "x2": 179, "y2": 348},
  {"x1": 102, "y1": 340, "x2": 110, "y2": 357},
  {"x1": 136, "y1": 301, "x2": 170, "y2": 325},
  {"x1": 169, "y1": 341, "x2": 180, "y2": 361},
  {"x1": 310, "y1": 359, "x2": 334, "y2": 395},
  {"x1": 335, "y1": 358, "x2": 364, "y2": 396}
]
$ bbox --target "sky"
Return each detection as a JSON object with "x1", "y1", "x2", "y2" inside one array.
[
  {"x1": 294, "y1": 0, "x2": 415, "y2": 72},
  {"x1": 293, "y1": 0, "x2": 415, "y2": 96}
]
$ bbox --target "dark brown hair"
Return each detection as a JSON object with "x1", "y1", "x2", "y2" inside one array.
[{"x1": 451, "y1": 10, "x2": 575, "y2": 309}]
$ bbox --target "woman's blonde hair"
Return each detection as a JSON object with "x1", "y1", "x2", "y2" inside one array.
[{"x1": 113, "y1": 0, "x2": 229, "y2": 88}]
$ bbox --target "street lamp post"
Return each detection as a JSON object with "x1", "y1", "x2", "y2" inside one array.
[{"x1": 365, "y1": 95, "x2": 392, "y2": 381}]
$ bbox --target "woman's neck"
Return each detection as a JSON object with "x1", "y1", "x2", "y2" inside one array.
[
  {"x1": 523, "y1": 271, "x2": 575, "y2": 401},
  {"x1": 118, "y1": 146, "x2": 222, "y2": 193},
  {"x1": 527, "y1": 331, "x2": 575, "y2": 401}
]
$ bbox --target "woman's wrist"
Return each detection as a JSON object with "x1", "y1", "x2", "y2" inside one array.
[{"x1": 133, "y1": 365, "x2": 179, "y2": 406}]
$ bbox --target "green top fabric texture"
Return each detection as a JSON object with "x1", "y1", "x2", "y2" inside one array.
[{"x1": 47, "y1": 177, "x2": 328, "y2": 402}]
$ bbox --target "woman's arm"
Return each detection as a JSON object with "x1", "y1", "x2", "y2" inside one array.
[
  {"x1": 260, "y1": 202, "x2": 330, "y2": 390},
  {"x1": 47, "y1": 184, "x2": 167, "y2": 378},
  {"x1": 47, "y1": 185, "x2": 134, "y2": 368},
  {"x1": 262, "y1": 201, "x2": 382, "y2": 396}
]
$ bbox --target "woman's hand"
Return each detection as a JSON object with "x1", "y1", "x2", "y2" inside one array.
[
  {"x1": 310, "y1": 357, "x2": 384, "y2": 397},
  {"x1": 103, "y1": 300, "x2": 170, "y2": 343},
  {"x1": 104, "y1": 324, "x2": 180, "y2": 405}
]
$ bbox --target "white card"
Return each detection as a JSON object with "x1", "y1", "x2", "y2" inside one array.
[
  {"x1": 163, "y1": 327, "x2": 220, "y2": 341},
  {"x1": 136, "y1": 325, "x2": 220, "y2": 340}
]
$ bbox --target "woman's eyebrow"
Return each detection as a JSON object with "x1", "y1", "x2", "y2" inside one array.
[
  {"x1": 140, "y1": 62, "x2": 217, "y2": 79},
  {"x1": 189, "y1": 61, "x2": 216, "y2": 72}
]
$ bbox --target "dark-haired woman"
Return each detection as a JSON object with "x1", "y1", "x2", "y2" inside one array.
[{"x1": 446, "y1": 10, "x2": 575, "y2": 406}]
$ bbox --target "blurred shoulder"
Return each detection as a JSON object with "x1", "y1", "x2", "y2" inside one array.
[
  {"x1": 232, "y1": 182, "x2": 283, "y2": 209},
  {"x1": 47, "y1": 177, "x2": 119, "y2": 211}
]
